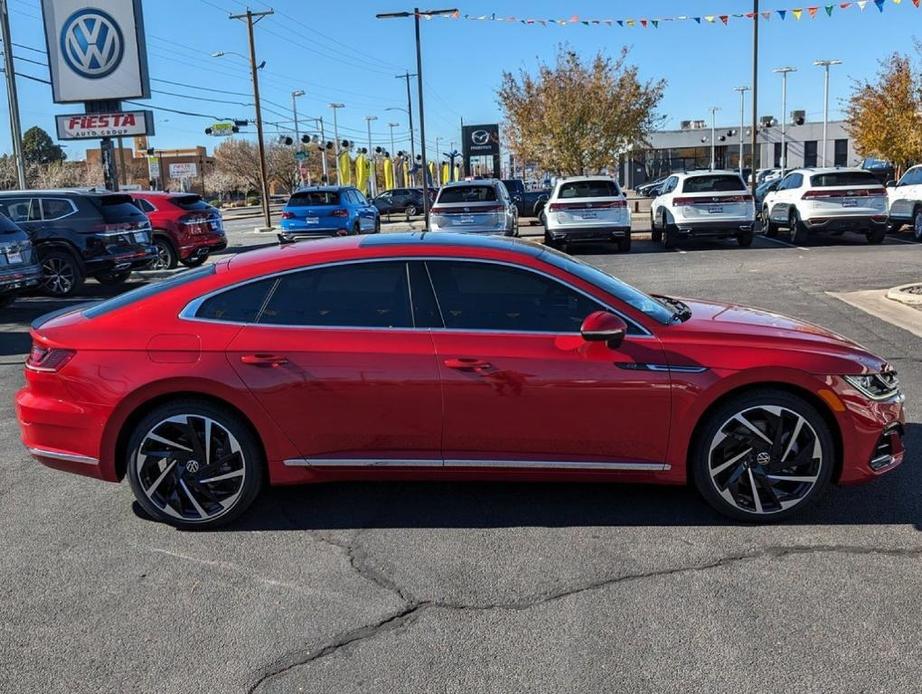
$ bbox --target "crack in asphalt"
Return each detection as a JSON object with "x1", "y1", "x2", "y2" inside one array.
[{"x1": 246, "y1": 542, "x2": 922, "y2": 692}]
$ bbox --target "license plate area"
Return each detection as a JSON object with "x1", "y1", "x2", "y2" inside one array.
[
  {"x1": 841, "y1": 198, "x2": 858, "y2": 207},
  {"x1": 457, "y1": 215, "x2": 475, "y2": 225},
  {"x1": 305, "y1": 217, "x2": 319, "y2": 225},
  {"x1": 5, "y1": 249, "x2": 22, "y2": 264},
  {"x1": 707, "y1": 205, "x2": 724, "y2": 214}
]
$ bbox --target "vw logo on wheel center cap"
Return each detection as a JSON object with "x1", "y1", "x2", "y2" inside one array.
[
  {"x1": 185, "y1": 460, "x2": 200, "y2": 474},
  {"x1": 60, "y1": 8, "x2": 125, "y2": 80}
]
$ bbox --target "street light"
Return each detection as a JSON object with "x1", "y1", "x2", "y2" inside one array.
[
  {"x1": 709, "y1": 107, "x2": 719, "y2": 171},
  {"x1": 291, "y1": 90, "x2": 306, "y2": 185},
  {"x1": 734, "y1": 86, "x2": 750, "y2": 177},
  {"x1": 814, "y1": 59, "x2": 842, "y2": 167},
  {"x1": 387, "y1": 122, "x2": 399, "y2": 158},
  {"x1": 773, "y1": 66, "x2": 797, "y2": 175},
  {"x1": 330, "y1": 103, "x2": 345, "y2": 184},
  {"x1": 376, "y1": 7, "x2": 459, "y2": 227},
  {"x1": 366, "y1": 115, "x2": 378, "y2": 196}
]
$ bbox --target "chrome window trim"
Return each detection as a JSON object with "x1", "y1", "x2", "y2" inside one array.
[
  {"x1": 28, "y1": 447, "x2": 99, "y2": 466},
  {"x1": 38, "y1": 197, "x2": 79, "y2": 222},
  {"x1": 179, "y1": 256, "x2": 654, "y2": 337},
  {"x1": 284, "y1": 457, "x2": 669, "y2": 471}
]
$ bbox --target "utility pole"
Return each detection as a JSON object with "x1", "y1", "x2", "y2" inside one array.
[
  {"x1": 230, "y1": 8, "x2": 274, "y2": 230},
  {"x1": 0, "y1": 0, "x2": 25, "y2": 189},
  {"x1": 750, "y1": 0, "x2": 759, "y2": 195},
  {"x1": 330, "y1": 103, "x2": 344, "y2": 184},
  {"x1": 734, "y1": 86, "x2": 750, "y2": 177},
  {"x1": 773, "y1": 66, "x2": 797, "y2": 175},
  {"x1": 709, "y1": 107, "x2": 719, "y2": 171},
  {"x1": 388, "y1": 122, "x2": 398, "y2": 158},
  {"x1": 366, "y1": 114, "x2": 378, "y2": 196},
  {"x1": 292, "y1": 89, "x2": 304, "y2": 185},
  {"x1": 318, "y1": 116, "x2": 328, "y2": 182},
  {"x1": 396, "y1": 72, "x2": 417, "y2": 184},
  {"x1": 814, "y1": 59, "x2": 842, "y2": 167},
  {"x1": 434, "y1": 136, "x2": 441, "y2": 185}
]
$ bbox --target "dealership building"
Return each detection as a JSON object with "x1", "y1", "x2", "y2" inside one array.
[{"x1": 619, "y1": 118, "x2": 857, "y2": 187}]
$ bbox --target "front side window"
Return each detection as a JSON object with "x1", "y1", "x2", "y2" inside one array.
[
  {"x1": 260, "y1": 261, "x2": 412, "y2": 328},
  {"x1": 425, "y1": 260, "x2": 604, "y2": 333}
]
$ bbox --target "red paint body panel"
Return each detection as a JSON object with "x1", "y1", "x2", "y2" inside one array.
[{"x1": 14, "y1": 234, "x2": 906, "y2": 495}]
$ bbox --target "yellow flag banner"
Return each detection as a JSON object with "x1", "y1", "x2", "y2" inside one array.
[
  {"x1": 384, "y1": 157, "x2": 394, "y2": 190},
  {"x1": 337, "y1": 151, "x2": 352, "y2": 185},
  {"x1": 441, "y1": 162, "x2": 450, "y2": 184},
  {"x1": 428, "y1": 160, "x2": 437, "y2": 185},
  {"x1": 355, "y1": 154, "x2": 368, "y2": 193}
]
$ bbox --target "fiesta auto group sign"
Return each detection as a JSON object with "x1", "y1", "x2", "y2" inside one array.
[
  {"x1": 41, "y1": 0, "x2": 151, "y2": 103},
  {"x1": 55, "y1": 110, "x2": 154, "y2": 140}
]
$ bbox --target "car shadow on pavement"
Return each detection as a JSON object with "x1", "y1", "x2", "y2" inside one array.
[{"x1": 204, "y1": 422, "x2": 922, "y2": 532}]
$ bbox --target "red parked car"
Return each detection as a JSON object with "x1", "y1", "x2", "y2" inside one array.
[
  {"x1": 130, "y1": 191, "x2": 227, "y2": 270},
  {"x1": 16, "y1": 233, "x2": 904, "y2": 528}
]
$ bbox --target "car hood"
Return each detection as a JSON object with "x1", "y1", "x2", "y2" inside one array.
[{"x1": 665, "y1": 298, "x2": 887, "y2": 373}]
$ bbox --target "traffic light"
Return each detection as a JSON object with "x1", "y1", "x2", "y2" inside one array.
[{"x1": 278, "y1": 135, "x2": 293, "y2": 146}]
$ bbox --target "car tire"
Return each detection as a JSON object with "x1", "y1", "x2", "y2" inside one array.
[
  {"x1": 866, "y1": 227, "x2": 886, "y2": 245},
  {"x1": 763, "y1": 208, "x2": 778, "y2": 237},
  {"x1": 663, "y1": 223, "x2": 678, "y2": 249},
  {"x1": 406, "y1": 205, "x2": 418, "y2": 217},
  {"x1": 691, "y1": 388, "x2": 834, "y2": 522},
  {"x1": 39, "y1": 248, "x2": 84, "y2": 297},
  {"x1": 913, "y1": 207, "x2": 922, "y2": 241},
  {"x1": 0, "y1": 293, "x2": 14, "y2": 309},
  {"x1": 538, "y1": 209, "x2": 547, "y2": 227},
  {"x1": 888, "y1": 221, "x2": 903, "y2": 235},
  {"x1": 374, "y1": 216, "x2": 382, "y2": 234},
  {"x1": 737, "y1": 230, "x2": 754, "y2": 247},
  {"x1": 148, "y1": 235, "x2": 178, "y2": 271},
  {"x1": 651, "y1": 212, "x2": 663, "y2": 243},
  {"x1": 352, "y1": 222, "x2": 361, "y2": 235},
  {"x1": 180, "y1": 254, "x2": 208, "y2": 268},
  {"x1": 616, "y1": 234, "x2": 631, "y2": 252},
  {"x1": 94, "y1": 269, "x2": 132, "y2": 286},
  {"x1": 789, "y1": 209, "x2": 808, "y2": 245},
  {"x1": 126, "y1": 399, "x2": 265, "y2": 529}
]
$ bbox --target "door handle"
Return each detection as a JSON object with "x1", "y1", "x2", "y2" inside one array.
[
  {"x1": 444, "y1": 357, "x2": 493, "y2": 372},
  {"x1": 240, "y1": 353, "x2": 288, "y2": 367}
]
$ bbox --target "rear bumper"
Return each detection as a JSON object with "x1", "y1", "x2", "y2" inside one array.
[
  {"x1": 178, "y1": 232, "x2": 227, "y2": 259},
  {"x1": 430, "y1": 224, "x2": 512, "y2": 235},
  {"x1": 84, "y1": 245, "x2": 158, "y2": 273},
  {"x1": 278, "y1": 230, "x2": 348, "y2": 243},
  {"x1": 545, "y1": 226, "x2": 630, "y2": 242},
  {"x1": 0, "y1": 263, "x2": 42, "y2": 293},
  {"x1": 804, "y1": 214, "x2": 888, "y2": 230},
  {"x1": 673, "y1": 219, "x2": 753, "y2": 237}
]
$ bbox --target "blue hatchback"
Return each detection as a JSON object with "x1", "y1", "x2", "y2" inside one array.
[{"x1": 278, "y1": 186, "x2": 380, "y2": 242}]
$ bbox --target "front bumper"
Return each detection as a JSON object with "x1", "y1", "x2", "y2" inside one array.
[
  {"x1": 0, "y1": 263, "x2": 42, "y2": 294},
  {"x1": 673, "y1": 219, "x2": 754, "y2": 237},
  {"x1": 804, "y1": 214, "x2": 888, "y2": 231},
  {"x1": 545, "y1": 225, "x2": 630, "y2": 242}
]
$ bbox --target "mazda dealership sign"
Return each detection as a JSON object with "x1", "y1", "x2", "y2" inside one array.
[{"x1": 41, "y1": 0, "x2": 150, "y2": 103}]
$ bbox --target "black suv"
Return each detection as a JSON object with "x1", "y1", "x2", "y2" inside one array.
[
  {"x1": 0, "y1": 189, "x2": 156, "y2": 296},
  {"x1": 0, "y1": 214, "x2": 42, "y2": 307},
  {"x1": 372, "y1": 187, "x2": 433, "y2": 216}
]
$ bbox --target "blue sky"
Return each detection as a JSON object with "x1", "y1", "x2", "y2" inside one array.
[{"x1": 2, "y1": 0, "x2": 920, "y2": 160}]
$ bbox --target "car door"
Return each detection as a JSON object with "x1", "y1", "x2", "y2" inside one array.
[
  {"x1": 352, "y1": 189, "x2": 377, "y2": 231},
  {"x1": 891, "y1": 167, "x2": 921, "y2": 220},
  {"x1": 420, "y1": 258, "x2": 672, "y2": 469},
  {"x1": 769, "y1": 174, "x2": 796, "y2": 222},
  {"x1": 373, "y1": 191, "x2": 393, "y2": 214},
  {"x1": 224, "y1": 260, "x2": 443, "y2": 465},
  {"x1": 653, "y1": 176, "x2": 676, "y2": 226}
]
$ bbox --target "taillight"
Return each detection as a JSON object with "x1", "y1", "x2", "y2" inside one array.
[
  {"x1": 672, "y1": 197, "x2": 697, "y2": 206},
  {"x1": 803, "y1": 188, "x2": 885, "y2": 199},
  {"x1": 280, "y1": 211, "x2": 295, "y2": 220},
  {"x1": 26, "y1": 344, "x2": 75, "y2": 372},
  {"x1": 91, "y1": 222, "x2": 148, "y2": 236},
  {"x1": 673, "y1": 195, "x2": 752, "y2": 205},
  {"x1": 331, "y1": 208, "x2": 349, "y2": 218},
  {"x1": 548, "y1": 200, "x2": 626, "y2": 211},
  {"x1": 430, "y1": 206, "x2": 446, "y2": 214}
]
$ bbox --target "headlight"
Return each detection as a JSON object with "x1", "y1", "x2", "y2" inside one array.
[{"x1": 843, "y1": 371, "x2": 900, "y2": 400}]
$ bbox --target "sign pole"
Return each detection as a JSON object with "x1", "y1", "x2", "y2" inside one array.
[{"x1": 1, "y1": 0, "x2": 26, "y2": 188}]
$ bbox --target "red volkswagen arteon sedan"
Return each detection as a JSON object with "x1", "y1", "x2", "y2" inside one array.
[{"x1": 16, "y1": 233, "x2": 904, "y2": 528}]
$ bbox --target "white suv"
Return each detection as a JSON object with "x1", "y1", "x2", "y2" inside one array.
[
  {"x1": 543, "y1": 176, "x2": 631, "y2": 252},
  {"x1": 887, "y1": 164, "x2": 922, "y2": 239},
  {"x1": 763, "y1": 168, "x2": 888, "y2": 244},
  {"x1": 650, "y1": 171, "x2": 755, "y2": 248}
]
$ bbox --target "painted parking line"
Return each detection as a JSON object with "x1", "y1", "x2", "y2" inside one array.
[{"x1": 759, "y1": 235, "x2": 809, "y2": 251}]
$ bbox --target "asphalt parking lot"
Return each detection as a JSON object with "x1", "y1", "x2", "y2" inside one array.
[{"x1": 3, "y1": 220, "x2": 922, "y2": 693}]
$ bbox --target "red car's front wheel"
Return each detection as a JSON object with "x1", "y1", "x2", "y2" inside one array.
[
  {"x1": 692, "y1": 390, "x2": 834, "y2": 522},
  {"x1": 127, "y1": 400, "x2": 264, "y2": 529}
]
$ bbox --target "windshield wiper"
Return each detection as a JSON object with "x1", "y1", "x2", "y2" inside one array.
[{"x1": 655, "y1": 295, "x2": 692, "y2": 322}]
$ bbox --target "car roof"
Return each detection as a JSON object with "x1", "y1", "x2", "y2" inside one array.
[
  {"x1": 292, "y1": 185, "x2": 352, "y2": 192},
  {"x1": 131, "y1": 190, "x2": 193, "y2": 198},
  {"x1": 442, "y1": 179, "x2": 500, "y2": 187},
  {"x1": 675, "y1": 170, "x2": 743, "y2": 179},
  {"x1": 0, "y1": 187, "x2": 115, "y2": 197},
  {"x1": 556, "y1": 175, "x2": 617, "y2": 182}
]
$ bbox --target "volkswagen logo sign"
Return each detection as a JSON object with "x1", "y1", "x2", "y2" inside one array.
[
  {"x1": 60, "y1": 8, "x2": 125, "y2": 80},
  {"x1": 471, "y1": 129, "x2": 490, "y2": 146}
]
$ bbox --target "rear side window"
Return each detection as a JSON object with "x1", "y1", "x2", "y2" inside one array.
[
  {"x1": 195, "y1": 277, "x2": 276, "y2": 323},
  {"x1": 810, "y1": 171, "x2": 881, "y2": 188},
  {"x1": 169, "y1": 195, "x2": 211, "y2": 211},
  {"x1": 289, "y1": 191, "x2": 340, "y2": 206},
  {"x1": 426, "y1": 260, "x2": 603, "y2": 333},
  {"x1": 438, "y1": 186, "x2": 497, "y2": 203},
  {"x1": 682, "y1": 175, "x2": 746, "y2": 193},
  {"x1": 559, "y1": 180, "x2": 619, "y2": 198},
  {"x1": 41, "y1": 198, "x2": 75, "y2": 220},
  {"x1": 259, "y1": 261, "x2": 412, "y2": 328},
  {"x1": 85, "y1": 266, "x2": 215, "y2": 319}
]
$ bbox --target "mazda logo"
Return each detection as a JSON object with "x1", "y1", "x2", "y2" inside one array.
[
  {"x1": 471, "y1": 130, "x2": 490, "y2": 146},
  {"x1": 60, "y1": 9, "x2": 125, "y2": 79}
]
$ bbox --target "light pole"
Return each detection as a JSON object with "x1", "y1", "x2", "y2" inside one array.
[
  {"x1": 393, "y1": 76, "x2": 417, "y2": 183},
  {"x1": 366, "y1": 115, "x2": 378, "y2": 196},
  {"x1": 387, "y1": 122, "x2": 399, "y2": 158},
  {"x1": 330, "y1": 103, "x2": 345, "y2": 184},
  {"x1": 377, "y1": 8, "x2": 459, "y2": 227},
  {"x1": 223, "y1": 8, "x2": 274, "y2": 230},
  {"x1": 773, "y1": 66, "x2": 797, "y2": 175},
  {"x1": 292, "y1": 89, "x2": 305, "y2": 184},
  {"x1": 814, "y1": 59, "x2": 842, "y2": 167},
  {"x1": 0, "y1": 0, "x2": 25, "y2": 189},
  {"x1": 709, "y1": 107, "x2": 719, "y2": 171},
  {"x1": 434, "y1": 136, "x2": 441, "y2": 185},
  {"x1": 734, "y1": 86, "x2": 750, "y2": 177}
]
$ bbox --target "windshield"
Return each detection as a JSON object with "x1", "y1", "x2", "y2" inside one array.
[
  {"x1": 438, "y1": 186, "x2": 497, "y2": 203},
  {"x1": 170, "y1": 195, "x2": 212, "y2": 211},
  {"x1": 538, "y1": 245, "x2": 677, "y2": 324},
  {"x1": 559, "y1": 179, "x2": 620, "y2": 198},
  {"x1": 289, "y1": 191, "x2": 340, "y2": 206},
  {"x1": 682, "y1": 175, "x2": 746, "y2": 193},
  {"x1": 810, "y1": 171, "x2": 881, "y2": 187}
]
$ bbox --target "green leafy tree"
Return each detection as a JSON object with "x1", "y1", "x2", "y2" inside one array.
[{"x1": 22, "y1": 126, "x2": 66, "y2": 166}]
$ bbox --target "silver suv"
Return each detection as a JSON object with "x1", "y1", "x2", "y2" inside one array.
[{"x1": 430, "y1": 180, "x2": 518, "y2": 235}]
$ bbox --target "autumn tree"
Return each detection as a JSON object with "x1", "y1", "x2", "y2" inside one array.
[
  {"x1": 497, "y1": 46, "x2": 666, "y2": 176},
  {"x1": 213, "y1": 138, "x2": 261, "y2": 194},
  {"x1": 845, "y1": 53, "x2": 922, "y2": 176}
]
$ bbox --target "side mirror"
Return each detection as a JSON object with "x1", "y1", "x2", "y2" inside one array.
[
  {"x1": 886, "y1": 180, "x2": 897, "y2": 188},
  {"x1": 580, "y1": 310, "x2": 628, "y2": 349}
]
